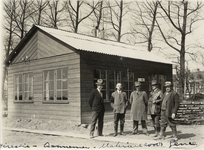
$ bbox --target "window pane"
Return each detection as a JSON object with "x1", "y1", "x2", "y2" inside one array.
[
  {"x1": 116, "y1": 71, "x2": 121, "y2": 83},
  {"x1": 24, "y1": 92, "x2": 28, "y2": 100},
  {"x1": 129, "y1": 82, "x2": 134, "y2": 91},
  {"x1": 109, "y1": 81, "x2": 115, "y2": 90},
  {"x1": 19, "y1": 84, "x2": 22, "y2": 91},
  {"x1": 129, "y1": 72, "x2": 134, "y2": 81},
  {"x1": 101, "y1": 70, "x2": 106, "y2": 79},
  {"x1": 123, "y1": 82, "x2": 128, "y2": 91},
  {"x1": 44, "y1": 71, "x2": 49, "y2": 81},
  {"x1": 29, "y1": 73, "x2": 33, "y2": 83},
  {"x1": 57, "y1": 80, "x2": 61, "y2": 90},
  {"x1": 57, "y1": 69, "x2": 61, "y2": 79},
  {"x1": 62, "y1": 68, "x2": 68, "y2": 79},
  {"x1": 63, "y1": 80, "x2": 68, "y2": 89},
  {"x1": 122, "y1": 72, "x2": 128, "y2": 81},
  {"x1": 109, "y1": 70, "x2": 114, "y2": 80},
  {"x1": 57, "y1": 91, "x2": 62, "y2": 100},
  {"x1": 24, "y1": 74, "x2": 29, "y2": 83},
  {"x1": 29, "y1": 92, "x2": 33, "y2": 100},
  {"x1": 49, "y1": 91, "x2": 54, "y2": 100},
  {"x1": 19, "y1": 92, "x2": 22, "y2": 100},
  {"x1": 19, "y1": 74, "x2": 22, "y2": 83},
  {"x1": 49, "y1": 70, "x2": 54, "y2": 80},
  {"x1": 15, "y1": 93, "x2": 17, "y2": 100},
  {"x1": 49, "y1": 81, "x2": 54, "y2": 90},
  {"x1": 24, "y1": 83, "x2": 28, "y2": 91},
  {"x1": 94, "y1": 69, "x2": 100, "y2": 79},
  {"x1": 62, "y1": 91, "x2": 68, "y2": 100},
  {"x1": 44, "y1": 91, "x2": 49, "y2": 100},
  {"x1": 15, "y1": 75, "x2": 18, "y2": 84}
]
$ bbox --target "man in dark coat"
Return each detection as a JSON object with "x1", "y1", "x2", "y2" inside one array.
[
  {"x1": 157, "y1": 81, "x2": 180, "y2": 140},
  {"x1": 89, "y1": 79, "x2": 105, "y2": 138},
  {"x1": 130, "y1": 81, "x2": 149, "y2": 136},
  {"x1": 110, "y1": 83, "x2": 128, "y2": 137},
  {"x1": 148, "y1": 80, "x2": 163, "y2": 137}
]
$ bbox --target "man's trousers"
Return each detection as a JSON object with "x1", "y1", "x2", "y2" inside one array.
[{"x1": 90, "y1": 110, "x2": 104, "y2": 136}]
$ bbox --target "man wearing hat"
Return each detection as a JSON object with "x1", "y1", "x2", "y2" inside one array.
[
  {"x1": 148, "y1": 80, "x2": 163, "y2": 137},
  {"x1": 89, "y1": 79, "x2": 105, "y2": 138},
  {"x1": 130, "y1": 81, "x2": 149, "y2": 136},
  {"x1": 110, "y1": 83, "x2": 128, "y2": 137},
  {"x1": 157, "y1": 81, "x2": 180, "y2": 140}
]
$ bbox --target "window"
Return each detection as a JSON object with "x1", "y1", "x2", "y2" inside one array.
[
  {"x1": 94, "y1": 69, "x2": 107, "y2": 99},
  {"x1": 122, "y1": 71, "x2": 134, "y2": 99},
  {"x1": 14, "y1": 73, "x2": 33, "y2": 102},
  {"x1": 93, "y1": 69, "x2": 134, "y2": 100},
  {"x1": 43, "y1": 67, "x2": 68, "y2": 103},
  {"x1": 109, "y1": 70, "x2": 121, "y2": 99},
  {"x1": 148, "y1": 74, "x2": 166, "y2": 92}
]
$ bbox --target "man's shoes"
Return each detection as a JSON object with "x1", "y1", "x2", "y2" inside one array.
[
  {"x1": 120, "y1": 132, "x2": 126, "y2": 135},
  {"x1": 145, "y1": 132, "x2": 149, "y2": 136},
  {"x1": 113, "y1": 133, "x2": 117, "y2": 137},
  {"x1": 98, "y1": 134, "x2": 104, "y2": 137},
  {"x1": 132, "y1": 131, "x2": 139, "y2": 135}
]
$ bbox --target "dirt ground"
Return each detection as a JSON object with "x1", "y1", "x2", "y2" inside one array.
[{"x1": 1, "y1": 117, "x2": 204, "y2": 150}]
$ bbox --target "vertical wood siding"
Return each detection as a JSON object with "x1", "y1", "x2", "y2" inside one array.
[
  {"x1": 8, "y1": 44, "x2": 81, "y2": 123},
  {"x1": 80, "y1": 51, "x2": 172, "y2": 124}
]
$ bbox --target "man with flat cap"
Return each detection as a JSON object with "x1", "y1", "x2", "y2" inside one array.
[
  {"x1": 110, "y1": 83, "x2": 128, "y2": 137},
  {"x1": 130, "y1": 81, "x2": 149, "y2": 136},
  {"x1": 148, "y1": 80, "x2": 163, "y2": 137},
  {"x1": 157, "y1": 81, "x2": 180, "y2": 140},
  {"x1": 89, "y1": 79, "x2": 105, "y2": 138}
]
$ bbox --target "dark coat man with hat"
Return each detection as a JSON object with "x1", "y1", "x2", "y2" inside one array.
[
  {"x1": 148, "y1": 80, "x2": 163, "y2": 137},
  {"x1": 110, "y1": 83, "x2": 128, "y2": 137},
  {"x1": 89, "y1": 79, "x2": 105, "y2": 138},
  {"x1": 130, "y1": 81, "x2": 149, "y2": 136},
  {"x1": 157, "y1": 81, "x2": 180, "y2": 140}
]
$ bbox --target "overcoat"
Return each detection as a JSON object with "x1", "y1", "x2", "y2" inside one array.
[
  {"x1": 110, "y1": 91, "x2": 128, "y2": 114},
  {"x1": 162, "y1": 90, "x2": 180, "y2": 117},
  {"x1": 89, "y1": 89, "x2": 105, "y2": 112},
  {"x1": 148, "y1": 88, "x2": 163, "y2": 115},
  {"x1": 130, "y1": 91, "x2": 148, "y2": 120}
]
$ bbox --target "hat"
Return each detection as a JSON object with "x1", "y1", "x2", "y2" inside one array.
[
  {"x1": 164, "y1": 81, "x2": 172, "y2": 87},
  {"x1": 134, "y1": 81, "x2": 141, "y2": 87},
  {"x1": 95, "y1": 79, "x2": 105, "y2": 85},
  {"x1": 151, "y1": 80, "x2": 158, "y2": 86}
]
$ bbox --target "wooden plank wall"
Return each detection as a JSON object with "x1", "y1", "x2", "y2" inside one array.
[
  {"x1": 38, "y1": 31, "x2": 74, "y2": 59},
  {"x1": 12, "y1": 32, "x2": 38, "y2": 63},
  {"x1": 7, "y1": 31, "x2": 81, "y2": 124},
  {"x1": 80, "y1": 51, "x2": 172, "y2": 124}
]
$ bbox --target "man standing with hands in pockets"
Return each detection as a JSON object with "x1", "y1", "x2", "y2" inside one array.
[{"x1": 110, "y1": 83, "x2": 128, "y2": 137}]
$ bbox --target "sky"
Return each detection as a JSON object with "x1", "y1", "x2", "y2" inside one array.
[{"x1": 0, "y1": 0, "x2": 204, "y2": 73}]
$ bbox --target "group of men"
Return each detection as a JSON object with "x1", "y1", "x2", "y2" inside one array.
[{"x1": 88, "y1": 79, "x2": 180, "y2": 140}]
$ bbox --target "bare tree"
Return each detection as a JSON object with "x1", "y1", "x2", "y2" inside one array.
[
  {"x1": 44, "y1": 0, "x2": 65, "y2": 28},
  {"x1": 30, "y1": 0, "x2": 49, "y2": 25},
  {"x1": 105, "y1": 0, "x2": 130, "y2": 42},
  {"x1": 156, "y1": 1, "x2": 204, "y2": 99},
  {"x1": 13, "y1": 0, "x2": 37, "y2": 39},
  {"x1": 130, "y1": 1, "x2": 159, "y2": 51},
  {"x1": 64, "y1": 0, "x2": 99, "y2": 33}
]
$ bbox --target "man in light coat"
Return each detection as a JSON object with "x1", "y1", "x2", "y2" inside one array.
[
  {"x1": 148, "y1": 80, "x2": 163, "y2": 137},
  {"x1": 157, "y1": 81, "x2": 180, "y2": 140},
  {"x1": 130, "y1": 81, "x2": 149, "y2": 136},
  {"x1": 89, "y1": 79, "x2": 105, "y2": 138},
  {"x1": 110, "y1": 83, "x2": 128, "y2": 137}
]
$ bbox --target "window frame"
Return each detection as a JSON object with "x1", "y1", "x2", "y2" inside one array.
[
  {"x1": 93, "y1": 68, "x2": 134, "y2": 101},
  {"x1": 42, "y1": 67, "x2": 69, "y2": 104},
  {"x1": 13, "y1": 72, "x2": 34, "y2": 103}
]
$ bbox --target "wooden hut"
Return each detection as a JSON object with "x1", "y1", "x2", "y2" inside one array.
[{"x1": 5, "y1": 25, "x2": 172, "y2": 124}]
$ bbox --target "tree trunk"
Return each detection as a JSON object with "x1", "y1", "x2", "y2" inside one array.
[
  {"x1": 75, "y1": 1, "x2": 80, "y2": 33},
  {"x1": 118, "y1": 0, "x2": 123, "y2": 42},
  {"x1": 179, "y1": 1, "x2": 188, "y2": 100}
]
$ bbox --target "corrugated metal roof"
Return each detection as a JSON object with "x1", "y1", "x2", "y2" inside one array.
[{"x1": 36, "y1": 25, "x2": 172, "y2": 64}]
